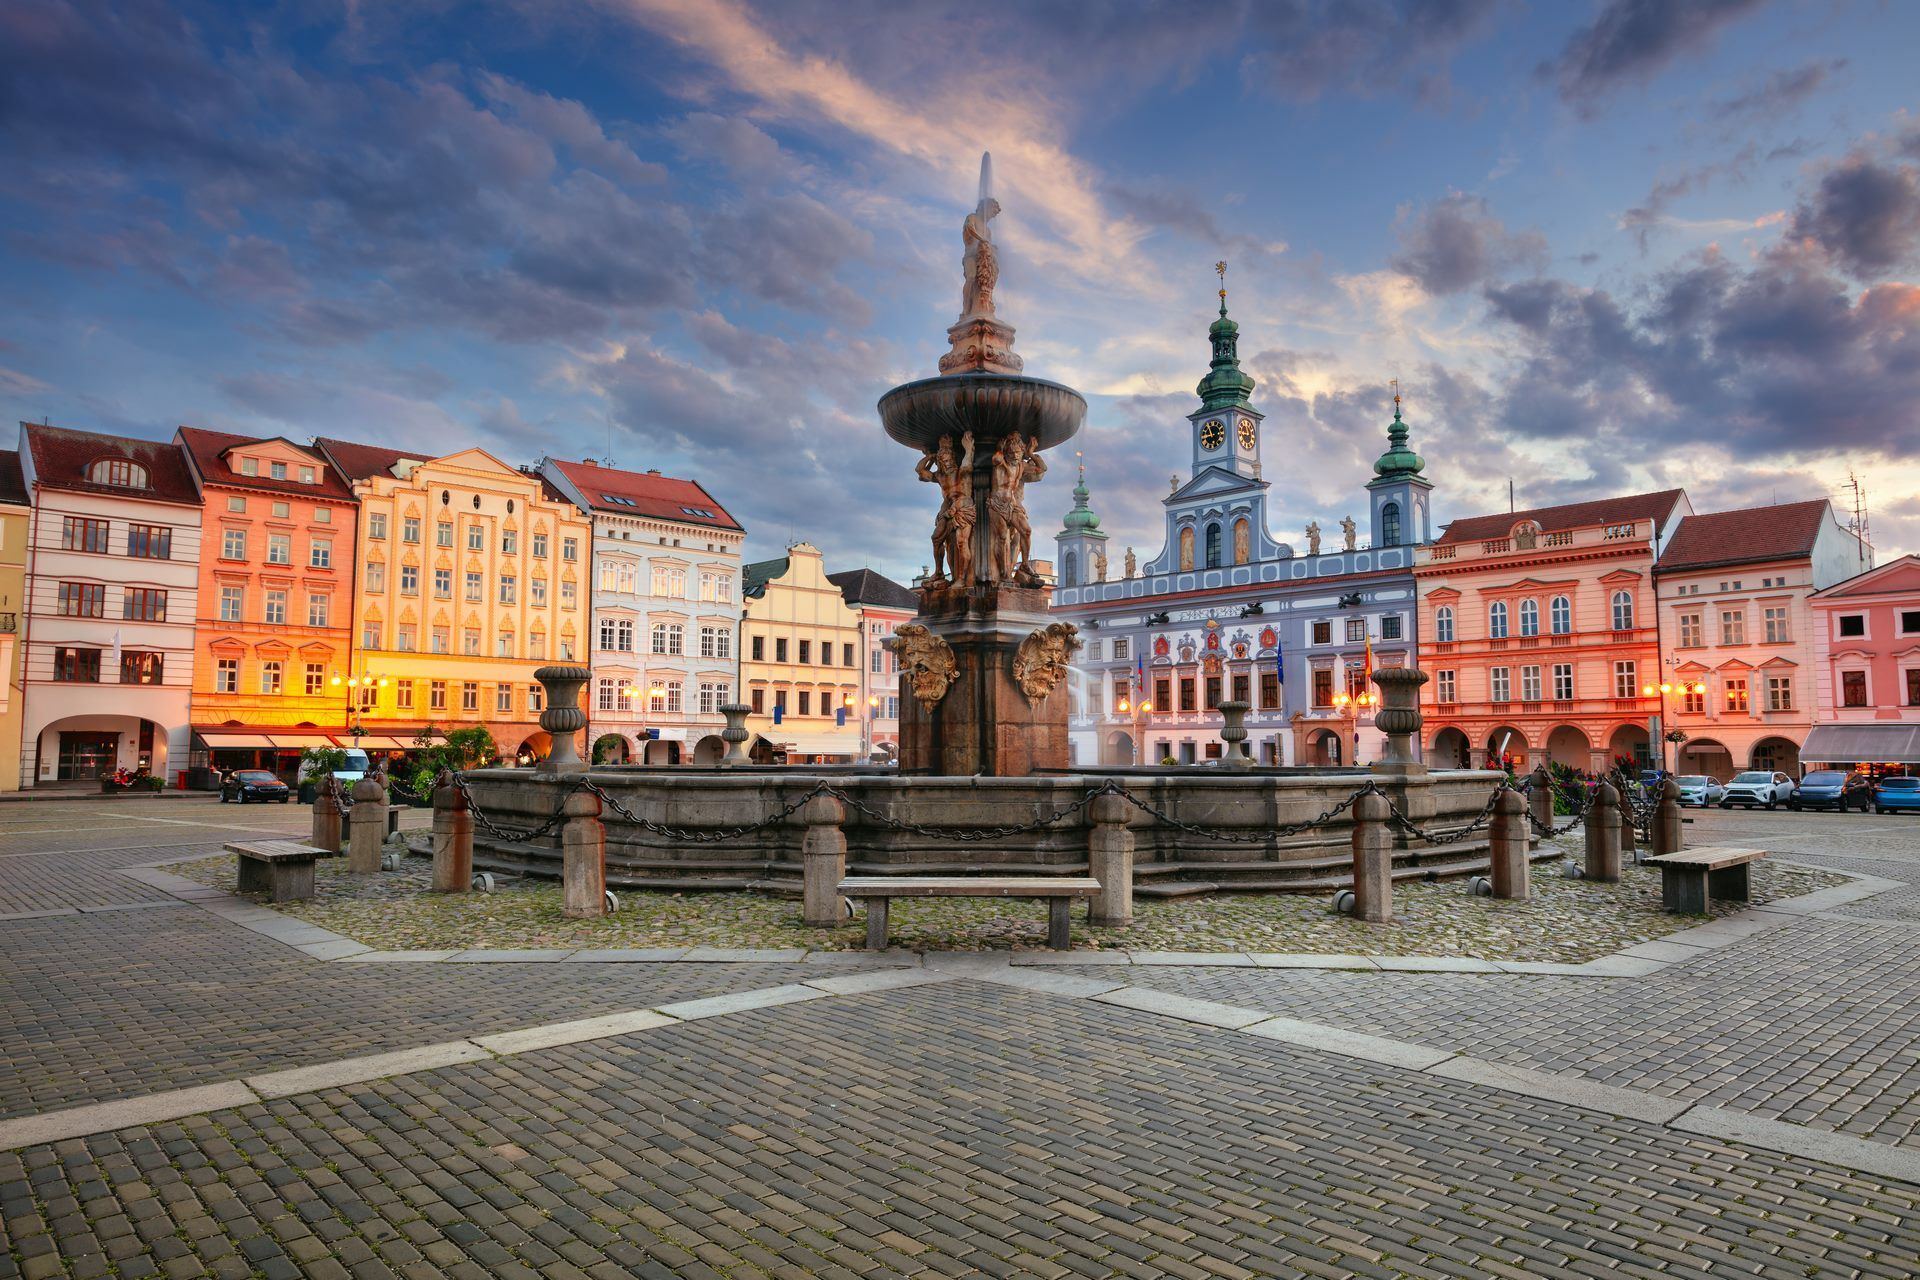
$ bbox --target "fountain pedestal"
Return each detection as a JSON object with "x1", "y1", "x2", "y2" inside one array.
[{"x1": 896, "y1": 584, "x2": 1071, "y2": 776}]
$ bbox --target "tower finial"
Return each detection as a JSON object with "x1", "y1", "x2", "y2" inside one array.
[
  {"x1": 1214, "y1": 260, "x2": 1228, "y2": 317},
  {"x1": 1391, "y1": 377, "x2": 1401, "y2": 421},
  {"x1": 1076, "y1": 449, "x2": 1085, "y2": 482}
]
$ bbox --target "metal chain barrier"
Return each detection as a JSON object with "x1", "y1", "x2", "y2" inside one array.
[
  {"x1": 452, "y1": 773, "x2": 590, "y2": 844},
  {"x1": 585, "y1": 779, "x2": 837, "y2": 844},
  {"x1": 1376, "y1": 783, "x2": 1506, "y2": 846},
  {"x1": 1108, "y1": 782, "x2": 1371, "y2": 844},
  {"x1": 828, "y1": 782, "x2": 1113, "y2": 842}
]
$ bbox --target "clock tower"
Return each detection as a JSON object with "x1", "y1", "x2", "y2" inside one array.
[{"x1": 1188, "y1": 264, "x2": 1262, "y2": 481}]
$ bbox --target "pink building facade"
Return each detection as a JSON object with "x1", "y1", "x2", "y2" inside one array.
[{"x1": 1805, "y1": 555, "x2": 1920, "y2": 772}]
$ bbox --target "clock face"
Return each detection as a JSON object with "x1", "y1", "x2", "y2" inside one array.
[
  {"x1": 1200, "y1": 419, "x2": 1225, "y2": 450},
  {"x1": 1238, "y1": 416, "x2": 1257, "y2": 449}
]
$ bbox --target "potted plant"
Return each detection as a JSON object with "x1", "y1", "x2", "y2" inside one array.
[{"x1": 298, "y1": 746, "x2": 348, "y2": 804}]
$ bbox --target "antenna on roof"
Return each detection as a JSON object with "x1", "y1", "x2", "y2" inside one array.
[
  {"x1": 1508, "y1": 478, "x2": 1514, "y2": 514},
  {"x1": 601, "y1": 411, "x2": 616, "y2": 468},
  {"x1": 1844, "y1": 470, "x2": 1871, "y2": 567}
]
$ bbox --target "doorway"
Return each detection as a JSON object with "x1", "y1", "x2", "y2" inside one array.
[{"x1": 57, "y1": 732, "x2": 119, "y2": 780}]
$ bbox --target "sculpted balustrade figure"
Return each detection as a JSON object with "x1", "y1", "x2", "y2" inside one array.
[
  {"x1": 1305, "y1": 521, "x2": 1322, "y2": 555},
  {"x1": 988, "y1": 433, "x2": 1045, "y2": 582},
  {"x1": 916, "y1": 431, "x2": 975, "y2": 583},
  {"x1": 1341, "y1": 516, "x2": 1357, "y2": 551}
]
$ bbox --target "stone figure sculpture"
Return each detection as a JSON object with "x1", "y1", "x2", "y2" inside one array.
[
  {"x1": 1341, "y1": 516, "x2": 1357, "y2": 551},
  {"x1": 1306, "y1": 521, "x2": 1321, "y2": 555},
  {"x1": 989, "y1": 433, "x2": 1045, "y2": 581},
  {"x1": 1234, "y1": 519, "x2": 1250, "y2": 565},
  {"x1": 890, "y1": 624, "x2": 960, "y2": 709},
  {"x1": 1124, "y1": 547, "x2": 1136, "y2": 578},
  {"x1": 1179, "y1": 527, "x2": 1195, "y2": 571},
  {"x1": 916, "y1": 431, "x2": 975, "y2": 582},
  {"x1": 1013, "y1": 622, "x2": 1082, "y2": 702},
  {"x1": 1093, "y1": 549, "x2": 1108, "y2": 582},
  {"x1": 940, "y1": 153, "x2": 1023, "y2": 375}
]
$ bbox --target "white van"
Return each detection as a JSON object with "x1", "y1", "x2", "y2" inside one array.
[{"x1": 298, "y1": 748, "x2": 370, "y2": 786}]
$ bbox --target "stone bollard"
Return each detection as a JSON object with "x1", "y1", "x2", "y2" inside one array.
[
  {"x1": 1585, "y1": 780, "x2": 1623, "y2": 883},
  {"x1": 1488, "y1": 788, "x2": 1530, "y2": 901},
  {"x1": 348, "y1": 769, "x2": 387, "y2": 874},
  {"x1": 1086, "y1": 789, "x2": 1135, "y2": 927},
  {"x1": 1526, "y1": 764, "x2": 1554, "y2": 836},
  {"x1": 1349, "y1": 788, "x2": 1393, "y2": 923},
  {"x1": 430, "y1": 768, "x2": 473, "y2": 894},
  {"x1": 310, "y1": 778, "x2": 342, "y2": 854},
  {"x1": 1653, "y1": 776, "x2": 1684, "y2": 858},
  {"x1": 560, "y1": 785, "x2": 606, "y2": 918},
  {"x1": 800, "y1": 792, "x2": 849, "y2": 927}
]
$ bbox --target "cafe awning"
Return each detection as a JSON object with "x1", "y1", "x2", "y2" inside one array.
[
  {"x1": 1800, "y1": 724, "x2": 1920, "y2": 764},
  {"x1": 193, "y1": 731, "x2": 275, "y2": 750},
  {"x1": 267, "y1": 733, "x2": 344, "y2": 750},
  {"x1": 353, "y1": 735, "x2": 429, "y2": 752}
]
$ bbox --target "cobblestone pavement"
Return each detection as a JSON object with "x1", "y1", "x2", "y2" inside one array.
[
  {"x1": 3, "y1": 798, "x2": 1920, "y2": 1278},
  {"x1": 3, "y1": 982, "x2": 1917, "y2": 1280}
]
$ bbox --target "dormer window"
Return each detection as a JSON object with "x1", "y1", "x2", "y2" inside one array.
[
  {"x1": 300, "y1": 466, "x2": 316, "y2": 484},
  {"x1": 239, "y1": 458, "x2": 259, "y2": 477},
  {"x1": 88, "y1": 458, "x2": 148, "y2": 489},
  {"x1": 270, "y1": 461, "x2": 287, "y2": 480}
]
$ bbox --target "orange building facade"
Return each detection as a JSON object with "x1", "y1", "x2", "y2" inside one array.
[
  {"x1": 176, "y1": 429, "x2": 361, "y2": 776},
  {"x1": 1415, "y1": 490, "x2": 1690, "y2": 774}
]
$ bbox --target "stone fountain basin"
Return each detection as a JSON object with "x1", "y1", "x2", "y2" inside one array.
[{"x1": 879, "y1": 373, "x2": 1086, "y2": 453}]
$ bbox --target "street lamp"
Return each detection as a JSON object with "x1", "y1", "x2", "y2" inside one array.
[
  {"x1": 331, "y1": 668, "x2": 385, "y2": 736},
  {"x1": 1117, "y1": 696, "x2": 1153, "y2": 766},
  {"x1": 865, "y1": 694, "x2": 879, "y2": 761},
  {"x1": 1642, "y1": 681, "x2": 1706, "y2": 774},
  {"x1": 1331, "y1": 687, "x2": 1378, "y2": 767}
]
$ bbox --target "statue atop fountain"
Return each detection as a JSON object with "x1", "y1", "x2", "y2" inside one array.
[{"x1": 878, "y1": 152, "x2": 1087, "y2": 774}]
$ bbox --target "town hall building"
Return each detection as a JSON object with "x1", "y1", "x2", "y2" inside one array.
[{"x1": 1050, "y1": 286, "x2": 1434, "y2": 767}]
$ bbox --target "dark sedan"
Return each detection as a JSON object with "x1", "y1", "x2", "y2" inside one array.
[
  {"x1": 1792, "y1": 770, "x2": 1874, "y2": 812},
  {"x1": 221, "y1": 769, "x2": 292, "y2": 803}
]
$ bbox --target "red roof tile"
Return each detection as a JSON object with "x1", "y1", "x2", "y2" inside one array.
[
  {"x1": 0, "y1": 449, "x2": 27, "y2": 507},
  {"x1": 545, "y1": 458, "x2": 743, "y2": 532},
  {"x1": 1656, "y1": 501, "x2": 1835, "y2": 574},
  {"x1": 175, "y1": 427, "x2": 357, "y2": 501},
  {"x1": 21, "y1": 423, "x2": 201, "y2": 505},
  {"x1": 311, "y1": 436, "x2": 430, "y2": 483},
  {"x1": 1435, "y1": 489, "x2": 1686, "y2": 546}
]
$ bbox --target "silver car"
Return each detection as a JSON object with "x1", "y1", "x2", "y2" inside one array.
[
  {"x1": 1720, "y1": 770, "x2": 1797, "y2": 810},
  {"x1": 1673, "y1": 774, "x2": 1726, "y2": 807}
]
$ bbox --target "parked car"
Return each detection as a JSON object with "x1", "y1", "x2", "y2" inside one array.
[
  {"x1": 1792, "y1": 770, "x2": 1874, "y2": 812},
  {"x1": 1874, "y1": 777, "x2": 1920, "y2": 814},
  {"x1": 1673, "y1": 774, "x2": 1727, "y2": 807},
  {"x1": 1720, "y1": 770, "x2": 1797, "y2": 810},
  {"x1": 221, "y1": 769, "x2": 292, "y2": 804}
]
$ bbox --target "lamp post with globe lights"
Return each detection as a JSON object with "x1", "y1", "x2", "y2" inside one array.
[
  {"x1": 1116, "y1": 694, "x2": 1153, "y2": 766},
  {"x1": 1642, "y1": 679, "x2": 1706, "y2": 775}
]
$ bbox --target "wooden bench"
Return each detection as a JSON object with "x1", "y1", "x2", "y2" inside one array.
[
  {"x1": 1646, "y1": 847, "x2": 1767, "y2": 914},
  {"x1": 836, "y1": 876, "x2": 1103, "y2": 951},
  {"x1": 226, "y1": 840, "x2": 324, "y2": 903}
]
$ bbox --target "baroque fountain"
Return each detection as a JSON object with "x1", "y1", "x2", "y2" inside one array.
[{"x1": 457, "y1": 156, "x2": 1522, "y2": 905}]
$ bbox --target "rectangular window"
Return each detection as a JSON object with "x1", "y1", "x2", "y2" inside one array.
[
  {"x1": 61, "y1": 516, "x2": 109, "y2": 553},
  {"x1": 259, "y1": 661, "x2": 282, "y2": 695},
  {"x1": 120, "y1": 651, "x2": 163, "y2": 685},
  {"x1": 1838, "y1": 614, "x2": 1865, "y2": 637},
  {"x1": 401, "y1": 517, "x2": 420, "y2": 544},
  {"x1": 53, "y1": 647, "x2": 101, "y2": 682},
  {"x1": 1155, "y1": 678, "x2": 1171, "y2": 711},
  {"x1": 501, "y1": 530, "x2": 517, "y2": 555},
  {"x1": 430, "y1": 680, "x2": 447, "y2": 711},
  {"x1": 798, "y1": 640, "x2": 812, "y2": 665},
  {"x1": 752, "y1": 635, "x2": 766, "y2": 662},
  {"x1": 270, "y1": 461, "x2": 287, "y2": 480},
  {"x1": 651, "y1": 623, "x2": 684, "y2": 656},
  {"x1": 651, "y1": 566, "x2": 687, "y2": 597},
  {"x1": 273, "y1": 503, "x2": 289, "y2": 520},
  {"x1": 1180, "y1": 677, "x2": 1197, "y2": 712},
  {"x1": 309, "y1": 538, "x2": 331, "y2": 569},
  {"x1": 1520, "y1": 665, "x2": 1541, "y2": 702},
  {"x1": 400, "y1": 566, "x2": 419, "y2": 596},
  {"x1": 1345, "y1": 618, "x2": 1367, "y2": 643},
  {"x1": 532, "y1": 532, "x2": 548, "y2": 559},
  {"x1": 496, "y1": 685, "x2": 513, "y2": 715},
  {"x1": 496, "y1": 634, "x2": 514, "y2": 658},
  {"x1": 239, "y1": 457, "x2": 258, "y2": 477},
  {"x1": 563, "y1": 537, "x2": 578, "y2": 562},
  {"x1": 1614, "y1": 661, "x2": 1638, "y2": 700},
  {"x1": 396, "y1": 681, "x2": 415, "y2": 711},
  {"x1": 1112, "y1": 638, "x2": 1130, "y2": 662},
  {"x1": 560, "y1": 581, "x2": 576, "y2": 608},
  {"x1": 464, "y1": 571, "x2": 482, "y2": 603},
  {"x1": 305, "y1": 663, "x2": 324, "y2": 696},
  {"x1": 1903, "y1": 610, "x2": 1920, "y2": 635},
  {"x1": 1552, "y1": 663, "x2": 1573, "y2": 701},
  {"x1": 1719, "y1": 609, "x2": 1744, "y2": 645},
  {"x1": 226, "y1": 497, "x2": 245, "y2": 513},
  {"x1": 1682, "y1": 684, "x2": 1704, "y2": 714},
  {"x1": 870, "y1": 647, "x2": 883, "y2": 673},
  {"x1": 437, "y1": 522, "x2": 454, "y2": 548},
  {"x1": 498, "y1": 576, "x2": 516, "y2": 605},
  {"x1": 431, "y1": 625, "x2": 448, "y2": 654},
  {"x1": 751, "y1": 688, "x2": 765, "y2": 714},
  {"x1": 1311, "y1": 669, "x2": 1333, "y2": 708},
  {"x1": 461, "y1": 682, "x2": 479, "y2": 712},
  {"x1": 1231, "y1": 673, "x2": 1251, "y2": 705},
  {"x1": 775, "y1": 638, "x2": 789, "y2": 663},
  {"x1": 363, "y1": 621, "x2": 382, "y2": 650},
  {"x1": 434, "y1": 568, "x2": 452, "y2": 598},
  {"x1": 302, "y1": 468, "x2": 317, "y2": 485},
  {"x1": 126, "y1": 524, "x2": 171, "y2": 559},
  {"x1": 366, "y1": 562, "x2": 386, "y2": 592},
  {"x1": 1259, "y1": 671, "x2": 1279, "y2": 708},
  {"x1": 1767, "y1": 676, "x2": 1793, "y2": 711},
  {"x1": 1379, "y1": 615, "x2": 1402, "y2": 641},
  {"x1": 1908, "y1": 669, "x2": 1920, "y2": 706},
  {"x1": 798, "y1": 691, "x2": 812, "y2": 717},
  {"x1": 307, "y1": 594, "x2": 328, "y2": 627},
  {"x1": 368, "y1": 512, "x2": 388, "y2": 540},
  {"x1": 531, "y1": 578, "x2": 546, "y2": 606},
  {"x1": 1763, "y1": 607, "x2": 1789, "y2": 644},
  {"x1": 701, "y1": 626, "x2": 721, "y2": 658},
  {"x1": 1490, "y1": 667, "x2": 1510, "y2": 703},
  {"x1": 467, "y1": 524, "x2": 484, "y2": 551},
  {"x1": 264, "y1": 590, "x2": 287, "y2": 624},
  {"x1": 463, "y1": 628, "x2": 481, "y2": 656},
  {"x1": 1726, "y1": 676, "x2": 1751, "y2": 712},
  {"x1": 844, "y1": 643, "x2": 855, "y2": 667},
  {"x1": 215, "y1": 658, "x2": 238, "y2": 693},
  {"x1": 221, "y1": 529, "x2": 246, "y2": 560},
  {"x1": 1435, "y1": 670, "x2": 1455, "y2": 703},
  {"x1": 1205, "y1": 676, "x2": 1222, "y2": 709},
  {"x1": 220, "y1": 585, "x2": 244, "y2": 621},
  {"x1": 57, "y1": 582, "x2": 105, "y2": 617},
  {"x1": 1841, "y1": 670, "x2": 1867, "y2": 707},
  {"x1": 396, "y1": 624, "x2": 415, "y2": 652},
  {"x1": 1311, "y1": 620, "x2": 1331, "y2": 645},
  {"x1": 267, "y1": 534, "x2": 291, "y2": 565},
  {"x1": 1678, "y1": 613, "x2": 1701, "y2": 647},
  {"x1": 123, "y1": 588, "x2": 167, "y2": 622}
]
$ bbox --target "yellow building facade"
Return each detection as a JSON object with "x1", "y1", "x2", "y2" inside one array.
[
  {"x1": 316, "y1": 440, "x2": 592, "y2": 764},
  {"x1": 741, "y1": 543, "x2": 864, "y2": 762},
  {"x1": 0, "y1": 452, "x2": 29, "y2": 790}
]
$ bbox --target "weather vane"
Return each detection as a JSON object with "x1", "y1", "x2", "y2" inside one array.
[
  {"x1": 1215, "y1": 260, "x2": 1228, "y2": 312},
  {"x1": 1076, "y1": 449, "x2": 1085, "y2": 482}
]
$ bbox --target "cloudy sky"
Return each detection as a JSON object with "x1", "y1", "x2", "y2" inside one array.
[{"x1": 3, "y1": 0, "x2": 1917, "y2": 578}]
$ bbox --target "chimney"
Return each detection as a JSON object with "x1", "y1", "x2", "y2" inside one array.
[
  {"x1": 581, "y1": 458, "x2": 598, "y2": 466},
  {"x1": 647, "y1": 469, "x2": 662, "y2": 476}
]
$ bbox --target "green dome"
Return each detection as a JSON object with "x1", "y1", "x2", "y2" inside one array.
[
  {"x1": 1372, "y1": 402, "x2": 1425, "y2": 480},
  {"x1": 1196, "y1": 300, "x2": 1255, "y2": 410},
  {"x1": 1062, "y1": 473, "x2": 1101, "y2": 532}
]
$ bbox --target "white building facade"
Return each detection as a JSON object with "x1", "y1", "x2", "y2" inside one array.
[
  {"x1": 19, "y1": 424, "x2": 203, "y2": 787},
  {"x1": 540, "y1": 458, "x2": 745, "y2": 766}
]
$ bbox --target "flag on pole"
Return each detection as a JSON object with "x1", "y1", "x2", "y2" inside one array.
[
  {"x1": 1363, "y1": 633, "x2": 1374, "y2": 693},
  {"x1": 1135, "y1": 651, "x2": 1146, "y2": 701},
  {"x1": 1273, "y1": 635, "x2": 1285, "y2": 686}
]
